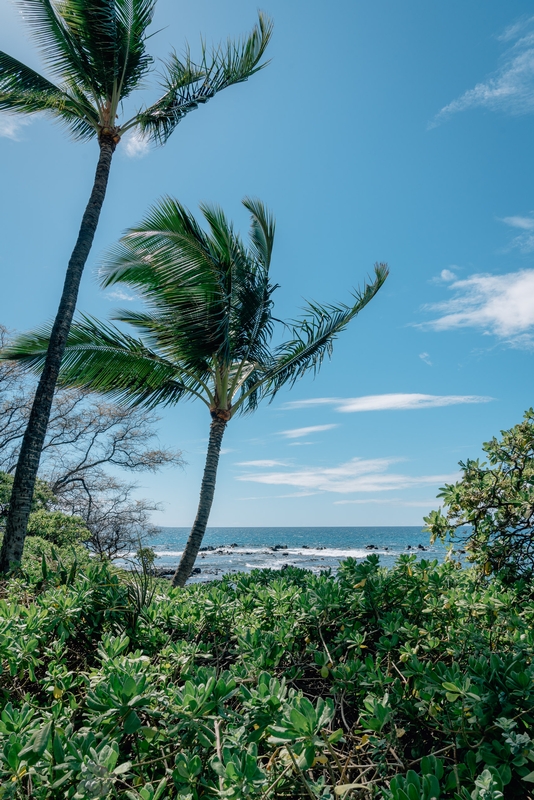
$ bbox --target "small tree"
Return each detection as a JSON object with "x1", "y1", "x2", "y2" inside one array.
[
  {"x1": 424, "y1": 409, "x2": 534, "y2": 581},
  {"x1": 6, "y1": 197, "x2": 388, "y2": 584},
  {"x1": 0, "y1": 350, "x2": 182, "y2": 557}
]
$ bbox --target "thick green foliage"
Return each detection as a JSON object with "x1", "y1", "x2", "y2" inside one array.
[
  {"x1": 0, "y1": 555, "x2": 533, "y2": 798},
  {"x1": 425, "y1": 409, "x2": 534, "y2": 581},
  {"x1": 0, "y1": 471, "x2": 89, "y2": 548}
]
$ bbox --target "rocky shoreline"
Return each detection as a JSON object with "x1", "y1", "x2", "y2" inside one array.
[{"x1": 147, "y1": 541, "x2": 431, "y2": 579}]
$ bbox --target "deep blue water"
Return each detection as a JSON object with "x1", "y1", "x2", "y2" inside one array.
[{"x1": 136, "y1": 526, "x2": 447, "y2": 582}]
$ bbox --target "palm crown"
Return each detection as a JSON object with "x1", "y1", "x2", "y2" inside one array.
[
  {"x1": 0, "y1": 0, "x2": 271, "y2": 144},
  {"x1": 7, "y1": 198, "x2": 388, "y2": 418}
]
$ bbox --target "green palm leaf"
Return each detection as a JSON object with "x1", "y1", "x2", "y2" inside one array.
[
  {"x1": 19, "y1": 0, "x2": 155, "y2": 99},
  {"x1": 5, "y1": 201, "x2": 387, "y2": 418},
  {"x1": 3, "y1": 316, "x2": 205, "y2": 409},
  {"x1": 0, "y1": 50, "x2": 98, "y2": 138},
  {"x1": 254, "y1": 263, "x2": 389, "y2": 403},
  {"x1": 137, "y1": 11, "x2": 272, "y2": 143}
]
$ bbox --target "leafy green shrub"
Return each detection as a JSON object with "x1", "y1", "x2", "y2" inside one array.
[
  {"x1": 425, "y1": 409, "x2": 534, "y2": 582},
  {"x1": 0, "y1": 556, "x2": 533, "y2": 797}
]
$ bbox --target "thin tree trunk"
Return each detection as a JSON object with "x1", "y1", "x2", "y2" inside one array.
[
  {"x1": 172, "y1": 416, "x2": 227, "y2": 587},
  {"x1": 0, "y1": 136, "x2": 116, "y2": 573}
]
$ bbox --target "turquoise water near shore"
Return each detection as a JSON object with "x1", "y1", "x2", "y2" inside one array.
[{"x1": 139, "y1": 526, "x2": 448, "y2": 582}]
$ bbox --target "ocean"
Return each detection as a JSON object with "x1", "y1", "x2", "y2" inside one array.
[{"x1": 136, "y1": 526, "x2": 449, "y2": 582}]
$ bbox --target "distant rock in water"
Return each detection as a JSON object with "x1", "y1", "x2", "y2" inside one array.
[
  {"x1": 417, "y1": 544, "x2": 426, "y2": 551},
  {"x1": 200, "y1": 546, "x2": 215, "y2": 551},
  {"x1": 365, "y1": 544, "x2": 377, "y2": 550},
  {"x1": 272, "y1": 544, "x2": 288, "y2": 551},
  {"x1": 153, "y1": 567, "x2": 175, "y2": 577},
  {"x1": 191, "y1": 567, "x2": 202, "y2": 575}
]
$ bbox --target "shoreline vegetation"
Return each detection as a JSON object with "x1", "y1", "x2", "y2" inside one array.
[{"x1": 0, "y1": 540, "x2": 533, "y2": 798}]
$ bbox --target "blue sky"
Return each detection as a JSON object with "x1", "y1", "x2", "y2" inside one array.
[{"x1": 2, "y1": 0, "x2": 534, "y2": 528}]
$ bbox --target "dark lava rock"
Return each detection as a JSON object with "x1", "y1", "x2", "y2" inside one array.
[
  {"x1": 191, "y1": 567, "x2": 201, "y2": 575},
  {"x1": 365, "y1": 544, "x2": 376, "y2": 550},
  {"x1": 199, "y1": 546, "x2": 215, "y2": 552},
  {"x1": 417, "y1": 544, "x2": 427, "y2": 551},
  {"x1": 272, "y1": 544, "x2": 288, "y2": 551}
]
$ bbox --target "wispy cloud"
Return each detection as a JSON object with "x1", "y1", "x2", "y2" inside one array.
[
  {"x1": 279, "y1": 424, "x2": 338, "y2": 439},
  {"x1": 437, "y1": 268, "x2": 458, "y2": 283},
  {"x1": 334, "y1": 498, "x2": 441, "y2": 507},
  {"x1": 423, "y1": 269, "x2": 534, "y2": 346},
  {"x1": 430, "y1": 15, "x2": 534, "y2": 127},
  {"x1": 105, "y1": 289, "x2": 138, "y2": 302},
  {"x1": 242, "y1": 491, "x2": 317, "y2": 499},
  {"x1": 0, "y1": 115, "x2": 31, "y2": 141},
  {"x1": 236, "y1": 460, "x2": 289, "y2": 468},
  {"x1": 123, "y1": 130, "x2": 150, "y2": 158},
  {"x1": 238, "y1": 456, "x2": 457, "y2": 495},
  {"x1": 285, "y1": 394, "x2": 492, "y2": 413},
  {"x1": 419, "y1": 352, "x2": 432, "y2": 366},
  {"x1": 501, "y1": 213, "x2": 534, "y2": 251}
]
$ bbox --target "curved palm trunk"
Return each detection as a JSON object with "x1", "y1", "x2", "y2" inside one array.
[
  {"x1": 0, "y1": 136, "x2": 116, "y2": 573},
  {"x1": 172, "y1": 416, "x2": 227, "y2": 587}
]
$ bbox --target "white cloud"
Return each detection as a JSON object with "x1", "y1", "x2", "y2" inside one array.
[
  {"x1": 419, "y1": 352, "x2": 432, "y2": 366},
  {"x1": 279, "y1": 424, "x2": 338, "y2": 439},
  {"x1": 238, "y1": 456, "x2": 457, "y2": 495},
  {"x1": 502, "y1": 214, "x2": 534, "y2": 231},
  {"x1": 285, "y1": 394, "x2": 492, "y2": 413},
  {"x1": 105, "y1": 289, "x2": 138, "y2": 302},
  {"x1": 424, "y1": 269, "x2": 534, "y2": 345},
  {"x1": 0, "y1": 115, "x2": 31, "y2": 141},
  {"x1": 440, "y1": 269, "x2": 457, "y2": 282},
  {"x1": 501, "y1": 213, "x2": 534, "y2": 252},
  {"x1": 123, "y1": 130, "x2": 150, "y2": 158},
  {"x1": 430, "y1": 16, "x2": 534, "y2": 127},
  {"x1": 236, "y1": 460, "x2": 289, "y2": 468}
]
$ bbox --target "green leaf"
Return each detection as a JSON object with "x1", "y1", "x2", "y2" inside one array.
[{"x1": 123, "y1": 711, "x2": 141, "y2": 734}]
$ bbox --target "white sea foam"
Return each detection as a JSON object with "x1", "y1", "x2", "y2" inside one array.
[{"x1": 149, "y1": 546, "x2": 404, "y2": 558}]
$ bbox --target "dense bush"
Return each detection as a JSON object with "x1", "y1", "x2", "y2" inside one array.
[
  {"x1": 0, "y1": 554, "x2": 533, "y2": 798},
  {"x1": 0, "y1": 471, "x2": 90, "y2": 549},
  {"x1": 425, "y1": 409, "x2": 534, "y2": 582}
]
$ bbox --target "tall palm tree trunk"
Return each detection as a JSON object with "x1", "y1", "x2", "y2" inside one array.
[
  {"x1": 0, "y1": 136, "x2": 116, "y2": 573},
  {"x1": 172, "y1": 415, "x2": 227, "y2": 587}
]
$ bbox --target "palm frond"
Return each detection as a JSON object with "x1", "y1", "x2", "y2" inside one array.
[
  {"x1": 239, "y1": 263, "x2": 389, "y2": 409},
  {"x1": 2, "y1": 316, "x2": 204, "y2": 409},
  {"x1": 18, "y1": 0, "x2": 155, "y2": 104},
  {"x1": 242, "y1": 196, "x2": 275, "y2": 268},
  {"x1": 0, "y1": 50, "x2": 99, "y2": 138},
  {"x1": 99, "y1": 196, "x2": 215, "y2": 289},
  {"x1": 136, "y1": 11, "x2": 272, "y2": 143},
  {"x1": 17, "y1": 0, "x2": 94, "y2": 88}
]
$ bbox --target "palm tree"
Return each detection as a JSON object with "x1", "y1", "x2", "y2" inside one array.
[
  {"x1": 0, "y1": 0, "x2": 271, "y2": 572},
  {"x1": 4, "y1": 197, "x2": 388, "y2": 584}
]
